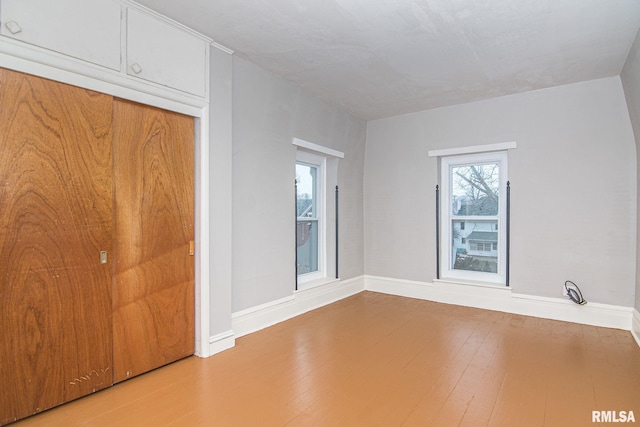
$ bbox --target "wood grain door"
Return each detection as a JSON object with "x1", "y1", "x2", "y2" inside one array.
[
  {"x1": 0, "y1": 69, "x2": 114, "y2": 424},
  {"x1": 112, "y1": 99, "x2": 194, "y2": 383}
]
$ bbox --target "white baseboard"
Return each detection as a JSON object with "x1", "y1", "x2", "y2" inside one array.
[
  {"x1": 365, "y1": 275, "x2": 634, "y2": 331},
  {"x1": 208, "y1": 330, "x2": 235, "y2": 355},
  {"x1": 232, "y1": 275, "x2": 365, "y2": 338},
  {"x1": 632, "y1": 309, "x2": 640, "y2": 348},
  {"x1": 214, "y1": 276, "x2": 638, "y2": 354}
]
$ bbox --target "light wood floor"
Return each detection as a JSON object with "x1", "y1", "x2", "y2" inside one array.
[{"x1": 12, "y1": 291, "x2": 640, "y2": 426}]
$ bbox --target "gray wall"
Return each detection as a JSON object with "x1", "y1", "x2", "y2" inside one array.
[
  {"x1": 364, "y1": 77, "x2": 637, "y2": 306},
  {"x1": 621, "y1": 28, "x2": 640, "y2": 311},
  {"x1": 232, "y1": 56, "x2": 366, "y2": 313}
]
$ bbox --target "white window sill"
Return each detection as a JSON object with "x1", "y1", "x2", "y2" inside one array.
[
  {"x1": 434, "y1": 278, "x2": 510, "y2": 291},
  {"x1": 296, "y1": 277, "x2": 340, "y2": 293}
]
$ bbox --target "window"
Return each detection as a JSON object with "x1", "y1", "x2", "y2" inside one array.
[
  {"x1": 440, "y1": 151, "x2": 508, "y2": 284},
  {"x1": 293, "y1": 138, "x2": 344, "y2": 289},
  {"x1": 296, "y1": 151, "x2": 325, "y2": 280}
]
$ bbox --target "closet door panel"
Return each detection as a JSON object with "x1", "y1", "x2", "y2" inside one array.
[
  {"x1": 0, "y1": 68, "x2": 113, "y2": 424},
  {"x1": 112, "y1": 99, "x2": 194, "y2": 383}
]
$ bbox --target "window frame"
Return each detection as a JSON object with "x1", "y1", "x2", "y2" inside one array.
[
  {"x1": 440, "y1": 151, "x2": 509, "y2": 285},
  {"x1": 296, "y1": 150, "x2": 327, "y2": 284}
]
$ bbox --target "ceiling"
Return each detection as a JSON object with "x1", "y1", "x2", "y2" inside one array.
[{"x1": 134, "y1": 0, "x2": 640, "y2": 120}]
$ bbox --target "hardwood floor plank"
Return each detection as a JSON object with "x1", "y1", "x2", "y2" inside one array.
[{"x1": 11, "y1": 291, "x2": 640, "y2": 427}]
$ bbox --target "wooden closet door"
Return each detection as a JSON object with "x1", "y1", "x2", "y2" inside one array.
[
  {"x1": 112, "y1": 99, "x2": 194, "y2": 383},
  {"x1": 0, "y1": 69, "x2": 114, "y2": 424}
]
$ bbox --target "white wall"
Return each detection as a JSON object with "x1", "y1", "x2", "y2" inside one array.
[
  {"x1": 232, "y1": 56, "x2": 366, "y2": 313},
  {"x1": 621, "y1": 28, "x2": 640, "y2": 312},
  {"x1": 365, "y1": 77, "x2": 637, "y2": 306},
  {"x1": 208, "y1": 47, "x2": 234, "y2": 338}
]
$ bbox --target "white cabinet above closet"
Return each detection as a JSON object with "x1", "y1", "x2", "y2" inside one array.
[
  {"x1": 126, "y1": 8, "x2": 207, "y2": 97},
  {"x1": 0, "y1": 0, "x2": 214, "y2": 104},
  {"x1": 0, "y1": 0, "x2": 122, "y2": 71}
]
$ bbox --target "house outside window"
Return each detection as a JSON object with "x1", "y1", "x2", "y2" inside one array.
[{"x1": 440, "y1": 151, "x2": 508, "y2": 284}]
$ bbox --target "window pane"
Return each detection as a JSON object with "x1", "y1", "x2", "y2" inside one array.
[
  {"x1": 296, "y1": 164, "x2": 317, "y2": 217},
  {"x1": 450, "y1": 163, "x2": 500, "y2": 216},
  {"x1": 297, "y1": 220, "x2": 318, "y2": 274},
  {"x1": 451, "y1": 219, "x2": 498, "y2": 273}
]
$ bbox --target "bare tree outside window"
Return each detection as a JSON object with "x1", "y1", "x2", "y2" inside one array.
[{"x1": 452, "y1": 163, "x2": 499, "y2": 216}]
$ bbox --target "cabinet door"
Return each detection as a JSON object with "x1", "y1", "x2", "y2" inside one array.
[
  {"x1": 112, "y1": 99, "x2": 195, "y2": 383},
  {"x1": 0, "y1": 0, "x2": 121, "y2": 70},
  {"x1": 0, "y1": 69, "x2": 114, "y2": 424},
  {"x1": 126, "y1": 8, "x2": 207, "y2": 97}
]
